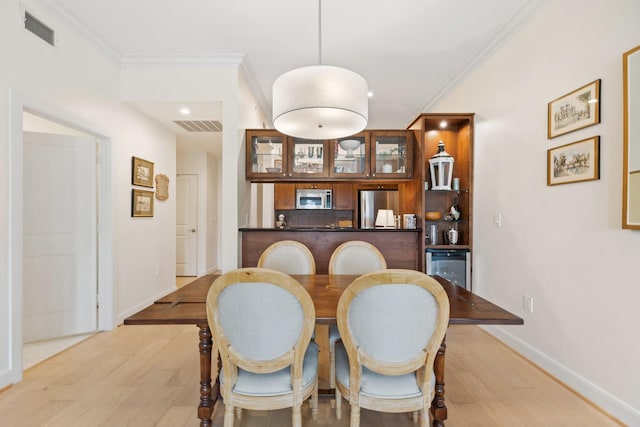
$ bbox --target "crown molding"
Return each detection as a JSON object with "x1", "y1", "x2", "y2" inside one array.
[
  {"x1": 416, "y1": 0, "x2": 550, "y2": 117},
  {"x1": 42, "y1": 1, "x2": 247, "y2": 70},
  {"x1": 239, "y1": 59, "x2": 272, "y2": 127},
  {"x1": 40, "y1": 0, "x2": 122, "y2": 64}
]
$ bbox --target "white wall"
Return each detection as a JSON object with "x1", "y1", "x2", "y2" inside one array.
[
  {"x1": 431, "y1": 1, "x2": 640, "y2": 423},
  {"x1": 237, "y1": 69, "x2": 267, "y2": 234},
  {"x1": 206, "y1": 152, "x2": 220, "y2": 272},
  {"x1": 0, "y1": 0, "x2": 176, "y2": 387}
]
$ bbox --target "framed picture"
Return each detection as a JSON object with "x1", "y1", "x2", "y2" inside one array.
[
  {"x1": 548, "y1": 79, "x2": 601, "y2": 139},
  {"x1": 547, "y1": 136, "x2": 600, "y2": 186},
  {"x1": 132, "y1": 189, "x2": 154, "y2": 217},
  {"x1": 132, "y1": 156, "x2": 154, "y2": 187}
]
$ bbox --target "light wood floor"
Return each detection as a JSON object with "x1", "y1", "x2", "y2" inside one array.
[
  {"x1": 176, "y1": 276, "x2": 198, "y2": 288},
  {"x1": 0, "y1": 322, "x2": 620, "y2": 427}
]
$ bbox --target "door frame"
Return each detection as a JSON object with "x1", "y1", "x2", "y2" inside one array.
[
  {"x1": 176, "y1": 169, "x2": 205, "y2": 276},
  {"x1": 176, "y1": 173, "x2": 199, "y2": 276},
  {"x1": 7, "y1": 90, "x2": 115, "y2": 385}
]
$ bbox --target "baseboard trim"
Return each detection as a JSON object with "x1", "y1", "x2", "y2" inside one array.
[
  {"x1": 482, "y1": 325, "x2": 639, "y2": 426},
  {"x1": 117, "y1": 286, "x2": 175, "y2": 325}
]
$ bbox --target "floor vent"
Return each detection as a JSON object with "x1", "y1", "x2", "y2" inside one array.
[
  {"x1": 24, "y1": 11, "x2": 55, "y2": 46},
  {"x1": 173, "y1": 120, "x2": 223, "y2": 132}
]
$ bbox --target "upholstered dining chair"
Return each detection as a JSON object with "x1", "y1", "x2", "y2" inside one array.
[
  {"x1": 327, "y1": 240, "x2": 387, "y2": 392},
  {"x1": 334, "y1": 269, "x2": 450, "y2": 427},
  {"x1": 205, "y1": 267, "x2": 319, "y2": 427},
  {"x1": 328, "y1": 240, "x2": 387, "y2": 276},
  {"x1": 257, "y1": 240, "x2": 316, "y2": 275}
]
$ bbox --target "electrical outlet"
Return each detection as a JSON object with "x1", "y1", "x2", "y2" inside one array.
[
  {"x1": 523, "y1": 295, "x2": 534, "y2": 313},
  {"x1": 494, "y1": 213, "x2": 502, "y2": 228}
]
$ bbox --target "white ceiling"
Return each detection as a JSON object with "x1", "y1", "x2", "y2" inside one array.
[{"x1": 44, "y1": 0, "x2": 547, "y2": 153}]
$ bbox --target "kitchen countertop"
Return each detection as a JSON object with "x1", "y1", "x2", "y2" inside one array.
[{"x1": 239, "y1": 227, "x2": 422, "y2": 232}]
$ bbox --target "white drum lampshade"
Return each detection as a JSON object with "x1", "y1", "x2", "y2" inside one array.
[
  {"x1": 272, "y1": 65, "x2": 368, "y2": 140},
  {"x1": 375, "y1": 209, "x2": 395, "y2": 228},
  {"x1": 429, "y1": 140, "x2": 455, "y2": 190}
]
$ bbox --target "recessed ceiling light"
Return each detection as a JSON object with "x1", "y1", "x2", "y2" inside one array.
[
  {"x1": 367, "y1": 91, "x2": 373, "y2": 98},
  {"x1": 180, "y1": 107, "x2": 190, "y2": 115},
  {"x1": 440, "y1": 120, "x2": 447, "y2": 128}
]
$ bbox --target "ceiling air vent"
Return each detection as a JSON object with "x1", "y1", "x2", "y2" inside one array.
[
  {"x1": 24, "y1": 11, "x2": 55, "y2": 47},
  {"x1": 173, "y1": 120, "x2": 223, "y2": 132}
]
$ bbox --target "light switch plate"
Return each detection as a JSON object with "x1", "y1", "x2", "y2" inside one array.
[{"x1": 493, "y1": 213, "x2": 502, "y2": 228}]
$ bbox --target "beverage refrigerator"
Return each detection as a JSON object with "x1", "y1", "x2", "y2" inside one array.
[{"x1": 426, "y1": 248, "x2": 471, "y2": 290}]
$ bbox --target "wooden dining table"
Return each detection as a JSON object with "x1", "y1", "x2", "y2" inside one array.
[{"x1": 124, "y1": 273, "x2": 523, "y2": 427}]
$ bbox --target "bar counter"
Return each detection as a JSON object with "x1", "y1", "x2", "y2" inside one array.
[
  {"x1": 240, "y1": 227, "x2": 422, "y2": 231},
  {"x1": 240, "y1": 227, "x2": 422, "y2": 274}
]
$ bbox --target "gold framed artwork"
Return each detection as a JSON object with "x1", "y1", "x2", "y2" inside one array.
[
  {"x1": 622, "y1": 44, "x2": 640, "y2": 229},
  {"x1": 547, "y1": 79, "x2": 601, "y2": 139},
  {"x1": 132, "y1": 156, "x2": 154, "y2": 187},
  {"x1": 547, "y1": 136, "x2": 600, "y2": 186},
  {"x1": 132, "y1": 189, "x2": 154, "y2": 217}
]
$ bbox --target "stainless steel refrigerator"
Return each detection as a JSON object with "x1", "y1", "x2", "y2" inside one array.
[{"x1": 359, "y1": 189, "x2": 399, "y2": 229}]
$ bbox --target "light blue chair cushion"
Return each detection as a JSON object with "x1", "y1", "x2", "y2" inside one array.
[
  {"x1": 218, "y1": 282, "x2": 304, "y2": 361},
  {"x1": 221, "y1": 342, "x2": 319, "y2": 397},
  {"x1": 334, "y1": 342, "x2": 434, "y2": 399},
  {"x1": 348, "y1": 284, "x2": 437, "y2": 362},
  {"x1": 335, "y1": 283, "x2": 438, "y2": 399}
]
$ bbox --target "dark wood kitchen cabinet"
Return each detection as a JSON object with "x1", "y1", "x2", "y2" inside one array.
[
  {"x1": 246, "y1": 129, "x2": 414, "y2": 182},
  {"x1": 246, "y1": 130, "x2": 288, "y2": 180},
  {"x1": 274, "y1": 183, "x2": 295, "y2": 209},
  {"x1": 333, "y1": 183, "x2": 354, "y2": 209}
]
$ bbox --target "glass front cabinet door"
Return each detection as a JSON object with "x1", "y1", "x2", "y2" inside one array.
[
  {"x1": 246, "y1": 130, "x2": 287, "y2": 180},
  {"x1": 289, "y1": 137, "x2": 329, "y2": 178},
  {"x1": 329, "y1": 133, "x2": 369, "y2": 178},
  {"x1": 371, "y1": 131, "x2": 413, "y2": 179}
]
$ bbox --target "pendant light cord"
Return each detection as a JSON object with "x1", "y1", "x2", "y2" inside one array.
[{"x1": 318, "y1": 0, "x2": 322, "y2": 65}]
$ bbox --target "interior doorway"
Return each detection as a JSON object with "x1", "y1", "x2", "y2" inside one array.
[
  {"x1": 8, "y1": 99, "x2": 114, "y2": 382},
  {"x1": 22, "y1": 127, "x2": 98, "y2": 368},
  {"x1": 23, "y1": 131, "x2": 98, "y2": 341},
  {"x1": 176, "y1": 174, "x2": 198, "y2": 276}
]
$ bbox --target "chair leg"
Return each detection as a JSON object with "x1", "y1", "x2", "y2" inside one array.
[
  {"x1": 412, "y1": 410, "x2": 419, "y2": 423},
  {"x1": 336, "y1": 388, "x2": 342, "y2": 419},
  {"x1": 350, "y1": 404, "x2": 360, "y2": 427},
  {"x1": 420, "y1": 409, "x2": 429, "y2": 427},
  {"x1": 311, "y1": 380, "x2": 319, "y2": 419},
  {"x1": 224, "y1": 403, "x2": 235, "y2": 427},
  {"x1": 329, "y1": 339, "x2": 336, "y2": 390},
  {"x1": 292, "y1": 404, "x2": 302, "y2": 427},
  {"x1": 235, "y1": 407, "x2": 242, "y2": 420}
]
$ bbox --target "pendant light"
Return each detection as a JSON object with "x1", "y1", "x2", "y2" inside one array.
[{"x1": 272, "y1": 0, "x2": 368, "y2": 140}]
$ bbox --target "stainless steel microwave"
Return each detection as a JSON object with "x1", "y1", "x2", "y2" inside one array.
[{"x1": 296, "y1": 189, "x2": 332, "y2": 210}]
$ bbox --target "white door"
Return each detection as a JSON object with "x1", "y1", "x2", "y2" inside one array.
[
  {"x1": 23, "y1": 132, "x2": 98, "y2": 342},
  {"x1": 176, "y1": 174, "x2": 198, "y2": 276}
]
